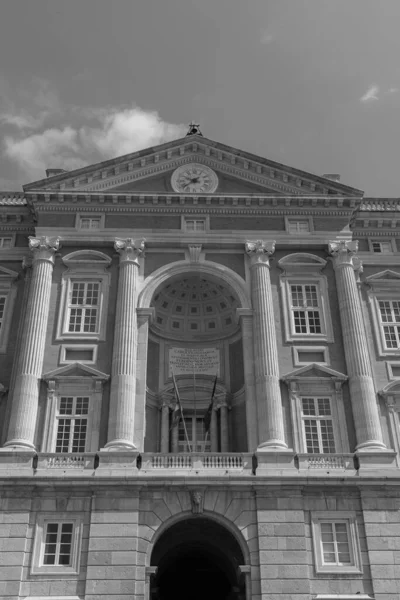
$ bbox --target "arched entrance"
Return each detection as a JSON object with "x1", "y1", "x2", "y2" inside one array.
[{"x1": 150, "y1": 517, "x2": 247, "y2": 600}]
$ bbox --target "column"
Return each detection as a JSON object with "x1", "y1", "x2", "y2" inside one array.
[
  {"x1": 210, "y1": 407, "x2": 218, "y2": 452},
  {"x1": 237, "y1": 309, "x2": 258, "y2": 451},
  {"x1": 160, "y1": 403, "x2": 170, "y2": 453},
  {"x1": 245, "y1": 241, "x2": 287, "y2": 449},
  {"x1": 219, "y1": 403, "x2": 229, "y2": 452},
  {"x1": 105, "y1": 238, "x2": 145, "y2": 451},
  {"x1": 4, "y1": 237, "x2": 60, "y2": 449},
  {"x1": 329, "y1": 240, "x2": 386, "y2": 451}
]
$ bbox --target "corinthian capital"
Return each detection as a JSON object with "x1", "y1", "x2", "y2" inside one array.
[
  {"x1": 245, "y1": 240, "x2": 276, "y2": 266},
  {"x1": 29, "y1": 236, "x2": 60, "y2": 263},
  {"x1": 328, "y1": 240, "x2": 358, "y2": 267},
  {"x1": 115, "y1": 238, "x2": 146, "y2": 264}
]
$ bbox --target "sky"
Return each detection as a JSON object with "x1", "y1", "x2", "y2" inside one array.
[{"x1": 1, "y1": 0, "x2": 400, "y2": 196}]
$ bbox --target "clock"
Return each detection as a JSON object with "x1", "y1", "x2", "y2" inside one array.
[{"x1": 171, "y1": 163, "x2": 218, "y2": 194}]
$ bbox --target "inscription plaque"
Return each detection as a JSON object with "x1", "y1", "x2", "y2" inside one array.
[{"x1": 169, "y1": 347, "x2": 220, "y2": 377}]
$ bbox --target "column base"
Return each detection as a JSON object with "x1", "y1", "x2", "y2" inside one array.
[
  {"x1": 103, "y1": 439, "x2": 138, "y2": 452},
  {"x1": 355, "y1": 449, "x2": 397, "y2": 470},
  {"x1": 258, "y1": 439, "x2": 288, "y2": 450},
  {"x1": 96, "y1": 450, "x2": 139, "y2": 474},
  {"x1": 255, "y1": 448, "x2": 296, "y2": 471},
  {"x1": 2, "y1": 440, "x2": 36, "y2": 451}
]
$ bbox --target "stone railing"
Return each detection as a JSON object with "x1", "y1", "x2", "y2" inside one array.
[
  {"x1": 297, "y1": 453, "x2": 355, "y2": 471},
  {"x1": 140, "y1": 453, "x2": 252, "y2": 473},
  {"x1": 37, "y1": 453, "x2": 96, "y2": 470}
]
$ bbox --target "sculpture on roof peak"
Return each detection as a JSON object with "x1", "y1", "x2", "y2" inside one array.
[{"x1": 186, "y1": 121, "x2": 203, "y2": 136}]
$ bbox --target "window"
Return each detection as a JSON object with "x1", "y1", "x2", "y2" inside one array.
[
  {"x1": 301, "y1": 397, "x2": 335, "y2": 453},
  {"x1": 369, "y1": 239, "x2": 395, "y2": 254},
  {"x1": 57, "y1": 251, "x2": 111, "y2": 341},
  {"x1": 67, "y1": 281, "x2": 100, "y2": 333},
  {"x1": 378, "y1": 299, "x2": 400, "y2": 349},
  {"x1": 290, "y1": 284, "x2": 322, "y2": 334},
  {"x1": 387, "y1": 361, "x2": 400, "y2": 380},
  {"x1": 311, "y1": 512, "x2": 362, "y2": 574},
  {"x1": 278, "y1": 254, "x2": 333, "y2": 343},
  {"x1": 55, "y1": 396, "x2": 89, "y2": 453},
  {"x1": 79, "y1": 217, "x2": 101, "y2": 230},
  {"x1": 178, "y1": 416, "x2": 210, "y2": 452},
  {"x1": 285, "y1": 217, "x2": 313, "y2": 234},
  {"x1": 75, "y1": 214, "x2": 104, "y2": 230},
  {"x1": 185, "y1": 219, "x2": 205, "y2": 232},
  {"x1": 282, "y1": 364, "x2": 349, "y2": 456},
  {"x1": 0, "y1": 237, "x2": 12, "y2": 248},
  {"x1": 0, "y1": 267, "x2": 18, "y2": 353},
  {"x1": 59, "y1": 344, "x2": 97, "y2": 365},
  {"x1": 31, "y1": 514, "x2": 83, "y2": 575}
]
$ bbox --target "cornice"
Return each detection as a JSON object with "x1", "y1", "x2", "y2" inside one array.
[{"x1": 27, "y1": 192, "x2": 358, "y2": 214}]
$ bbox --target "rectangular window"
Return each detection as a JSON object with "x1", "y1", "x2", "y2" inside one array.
[
  {"x1": 301, "y1": 397, "x2": 335, "y2": 453},
  {"x1": 79, "y1": 217, "x2": 101, "y2": 230},
  {"x1": 67, "y1": 281, "x2": 100, "y2": 333},
  {"x1": 43, "y1": 522, "x2": 74, "y2": 566},
  {"x1": 178, "y1": 416, "x2": 211, "y2": 452},
  {"x1": 311, "y1": 512, "x2": 362, "y2": 574},
  {"x1": 185, "y1": 219, "x2": 205, "y2": 232},
  {"x1": 0, "y1": 295, "x2": 6, "y2": 331},
  {"x1": 320, "y1": 521, "x2": 351, "y2": 565},
  {"x1": 290, "y1": 284, "x2": 322, "y2": 334},
  {"x1": 288, "y1": 220, "x2": 310, "y2": 234},
  {"x1": 0, "y1": 237, "x2": 12, "y2": 248},
  {"x1": 56, "y1": 397, "x2": 89, "y2": 453},
  {"x1": 379, "y1": 300, "x2": 400, "y2": 349},
  {"x1": 371, "y1": 241, "x2": 393, "y2": 254}
]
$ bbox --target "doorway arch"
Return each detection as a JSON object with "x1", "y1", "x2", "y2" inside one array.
[{"x1": 149, "y1": 515, "x2": 248, "y2": 600}]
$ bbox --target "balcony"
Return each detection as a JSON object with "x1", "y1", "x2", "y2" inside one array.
[
  {"x1": 297, "y1": 453, "x2": 355, "y2": 471},
  {"x1": 140, "y1": 452, "x2": 253, "y2": 475}
]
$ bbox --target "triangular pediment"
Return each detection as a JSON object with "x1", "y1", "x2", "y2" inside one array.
[
  {"x1": 42, "y1": 363, "x2": 109, "y2": 381},
  {"x1": 23, "y1": 134, "x2": 363, "y2": 197},
  {"x1": 0, "y1": 265, "x2": 18, "y2": 279},
  {"x1": 366, "y1": 270, "x2": 400, "y2": 282},
  {"x1": 282, "y1": 364, "x2": 347, "y2": 381}
]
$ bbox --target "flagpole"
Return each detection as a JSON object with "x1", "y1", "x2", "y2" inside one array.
[
  {"x1": 193, "y1": 361, "x2": 197, "y2": 453},
  {"x1": 171, "y1": 368, "x2": 192, "y2": 453}
]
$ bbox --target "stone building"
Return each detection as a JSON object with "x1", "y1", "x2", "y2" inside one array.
[{"x1": 0, "y1": 124, "x2": 399, "y2": 600}]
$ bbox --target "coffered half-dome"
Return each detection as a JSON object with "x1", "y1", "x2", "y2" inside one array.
[{"x1": 150, "y1": 275, "x2": 239, "y2": 340}]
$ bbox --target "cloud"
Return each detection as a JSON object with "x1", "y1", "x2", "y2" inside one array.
[
  {"x1": 388, "y1": 87, "x2": 399, "y2": 94},
  {"x1": 3, "y1": 106, "x2": 186, "y2": 180},
  {"x1": 360, "y1": 85, "x2": 380, "y2": 103}
]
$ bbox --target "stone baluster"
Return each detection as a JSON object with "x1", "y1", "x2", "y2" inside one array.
[
  {"x1": 160, "y1": 403, "x2": 170, "y2": 453},
  {"x1": 245, "y1": 240, "x2": 287, "y2": 450},
  {"x1": 329, "y1": 240, "x2": 386, "y2": 451},
  {"x1": 105, "y1": 238, "x2": 145, "y2": 451},
  {"x1": 210, "y1": 407, "x2": 218, "y2": 452},
  {"x1": 219, "y1": 403, "x2": 229, "y2": 452},
  {"x1": 4, "y1": 237, "x2": 60, "y2": 449}
]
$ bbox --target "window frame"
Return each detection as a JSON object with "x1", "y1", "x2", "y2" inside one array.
[
  {"x1": 292, "y1": 346, "x2": 330, "y2": 367},
  {"x1": 368, "y1": 238, "x2": 396, "y2": 254},
  {"x1": 311, "y1": 511, "x2": 362, "y2": 574},
  {"x1": 300, "y1": 396, "x2": 336, "y2": 454},
  {"x1": 366, "y1": 271, "x2": 400, "y2": 357},
  {"x1": 55, "y1": 395, "x2": 91, "y2": 454},
  {"x1": 181, "y1": 215, "x2": 209, "y2": 233},
  {"x1": 280, "y1": 272, "x2": 334, "y2": 343},
  {"x1": 386, "y1": 361, "x2": 400, "y2": 380},
  {"x1": 56, "y1": 251, "x2": 111, "y2": 341},
  {"x1": 0, "y1": 266, "x2": 18, "y2": 353},
  {"x1": 59, "y1": 344, "x2": 97, "y2": 365},
  {"x1": 285, "y1": 216, "x2": 313, "y2": 235},
  {"x1": 75, "y1": 213, "x2": 105, "y2": 231},
  {"x1": 0, "y1": 235, "x2": 15, "y2": 249},
  {"x1": 31, "y1": 513, "x2": 83, "y2": 575}
]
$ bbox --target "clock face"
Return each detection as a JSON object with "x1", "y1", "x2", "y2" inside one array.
[{"x1": 171, "y1": 164, "x2": 218, "y2": 193}]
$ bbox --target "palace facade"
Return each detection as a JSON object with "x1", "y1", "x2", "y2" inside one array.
[{"x1": 0, "y1": 125, "x2": 399, "y2": 600}]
